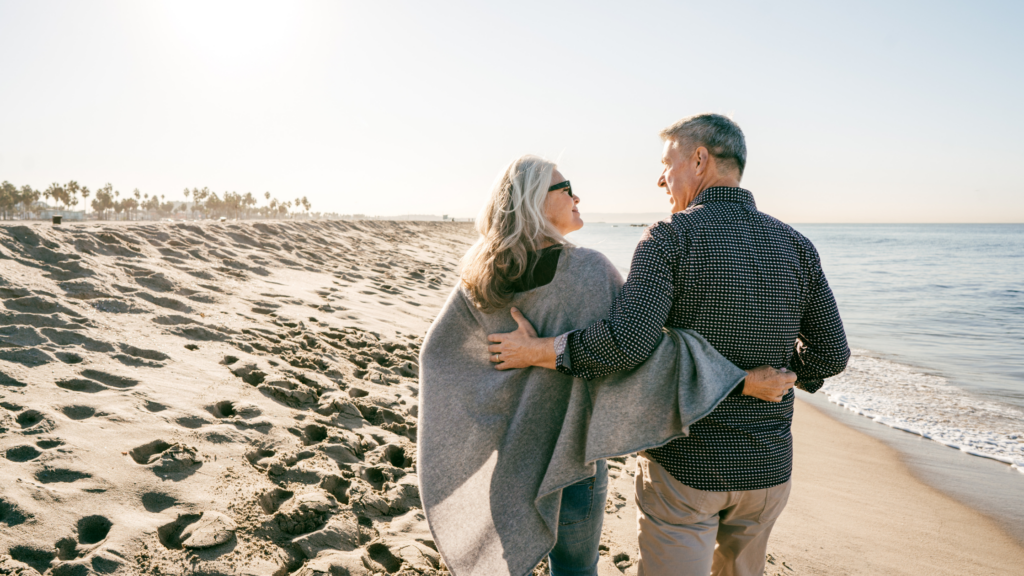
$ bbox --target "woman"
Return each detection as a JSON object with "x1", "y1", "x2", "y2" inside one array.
[
  {"x1": 459, "y1": 156, "x2": 606, "y2": 576},
  {"x1": 418, "y1": 155, "x2": 783, "y2": 576}
]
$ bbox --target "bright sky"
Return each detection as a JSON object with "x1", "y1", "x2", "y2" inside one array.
[{"x1": 1, "y1": 0, "x2": 1021, "y2": 222}]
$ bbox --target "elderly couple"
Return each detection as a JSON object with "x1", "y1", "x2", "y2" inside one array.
[{"x1": 418, "y1": 114, "x2": 850, "y2": 576}]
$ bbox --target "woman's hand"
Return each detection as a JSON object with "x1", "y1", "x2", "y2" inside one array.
[
  {"x1": 487, "y1": 308, "x2": 557, "y2": 370},
  {"x1": 742, "y1": 366, "x2": 797, "y2": 402}
]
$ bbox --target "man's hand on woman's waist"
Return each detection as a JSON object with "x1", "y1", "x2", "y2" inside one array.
[{"x1": 741, "y1": 366, "x2": 797, "y2": 403}]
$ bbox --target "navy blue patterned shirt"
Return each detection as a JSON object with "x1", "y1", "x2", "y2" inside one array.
[{"x1": 555, "y1": 187, "x2": 849, "y2": 491}]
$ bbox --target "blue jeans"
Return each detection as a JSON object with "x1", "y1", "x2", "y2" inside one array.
[{"x1": 549, "y1": 459, "x2": 609, "y2": 576}]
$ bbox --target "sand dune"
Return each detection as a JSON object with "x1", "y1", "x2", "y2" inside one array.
[{"x1": 0, "y1": 220, "x2": 475, "y2": 575}]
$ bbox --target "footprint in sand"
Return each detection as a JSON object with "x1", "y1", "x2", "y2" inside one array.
[
  {"x1": 35, "y1": 468, "x2": 92, "y2": 484},
  {"x1": 0, "y1": 370, "x2": 28, "y2": 388},
  {"x1": 206, "y1": 400, "x2": 237, "y2": 419},
  {"x1": 16, "y1": 410, "x2": 55, "y2": 435},
  {"x1": 175, "y1": 415, "x2": 210, "y2": 429},
  {"x1": 141, "y1": 492, "x2": 177, "y2": 513},
  {"x1": 119, "y1": 344, "x2": 170, "y2": 361},
  {"x1": 112, "y1": 354, "x2": 164, "y2": 368},
  {"x1": 59, "y1": 405, "x2": 96, "y2": 420},
  {"x1": 0, "y1": 496, "x2": 30, "y2": 526},
  {"x1": 294, "y1": 424, "x2": 328, "y2": 446},
  {"x1": 366, "y1": 542, "x2": 403, "y2": 573},
  {"x1": 7, "y1": 545, "x2": 55, "y2": 574},
  {"x1": 258, "y1": 487, "x2": 294, "y2": 514},
  {"x1": 157, "y1": 511, "x2": 236, "y2": 550},
  {"x1": 245, "y1": 447, "x2": 276, "y2": 470},
  {"x1": 56, "y1": 378, "x2": 107, "y2": 394},
  {"x1": 152, "y1": 314, "x2": 195, "y2": 326},
  {"x1": 54, "y1": 351, "x2": 85, "y2": 364},
  {"x1": 320, "y1": 475, "x2": 352, "y2": 505},
  {"x1": 5, "y1": 445, "x2": 41, "y2": 462},
  {"x1": 40, "y1": 328, "x2": 114, "y2": 352},
  {"x1": 0, "y1": 347, "x2": 55, "y2": 366},
  {"x1": 55, "y1": 515, "x2": 112, "y2": 560},
  {"x1": 128, "y1": 440, "x2": 202, "y2": 475},
  {"x1": 78, "y1": 369, "x2": 138, "y2": 389},
  {"x1": 204, "y1": 400, "x2": 262, "y2": 420},
  {"x1": 136, "y1": 292, "x2": 192, "y2": 313},
  {"x1": 378, "y1": 444, "x2": 412, "y2": 468},
  {"x1": 230, "y1": 363, "x2": 267, "y2": 386}
]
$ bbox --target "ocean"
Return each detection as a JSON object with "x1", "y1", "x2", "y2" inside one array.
[{"x1": 566, "y1": 222, "x2": 1024, "y2": 478}]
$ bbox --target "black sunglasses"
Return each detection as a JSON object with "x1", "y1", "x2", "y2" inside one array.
[{"x1": 548, "y1": 180, "x2": 574, "y2": 198}]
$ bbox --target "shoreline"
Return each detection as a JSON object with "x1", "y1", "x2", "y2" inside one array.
[
  {"x1": 767, "y1": 397, "x2": 1024, "y2": 574},
  {"x1": 798, "y1": 390, "x2": 1024, "y2": 546}
]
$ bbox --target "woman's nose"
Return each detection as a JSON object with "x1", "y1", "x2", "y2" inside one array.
[{"x1": 573, "y1": 195, "x2": 580, "y2": 205}]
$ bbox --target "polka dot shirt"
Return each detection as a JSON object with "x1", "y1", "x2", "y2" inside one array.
[{"x1": 555, "y1": 187, "x2": 850, "y2": 491}]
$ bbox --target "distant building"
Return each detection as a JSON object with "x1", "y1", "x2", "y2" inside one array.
[{"x1": 37, "y1": 209, "x2": 85, "y2": 221}]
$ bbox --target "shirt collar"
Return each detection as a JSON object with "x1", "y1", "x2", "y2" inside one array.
[{"x1": 688, "y1": 186, "x2": 756, "y2": 210}]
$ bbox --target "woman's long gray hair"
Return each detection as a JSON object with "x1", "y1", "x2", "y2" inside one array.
[{"x1": 461, "y1": 155, "x2": 566, "y2": 312}]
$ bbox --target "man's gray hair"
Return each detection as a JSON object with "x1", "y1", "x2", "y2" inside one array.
[{"x1": 660, "y1": 114, "x2": 747, "y2": 177}]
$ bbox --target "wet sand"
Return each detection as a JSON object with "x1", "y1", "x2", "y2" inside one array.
[{"x1": 768, "y1": 398, "x2": 1024, "y2": 575}]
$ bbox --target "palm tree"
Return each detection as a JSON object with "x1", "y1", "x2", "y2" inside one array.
[
  {"x1": 44, "y1": 183, "x2": 63, "y2": 210},
  {"x1": 65, "y1": 181, "x2": 81, "y2": 212},
  {"x1": 81, "y1": 186, "x2": 91, "y2": 217}
]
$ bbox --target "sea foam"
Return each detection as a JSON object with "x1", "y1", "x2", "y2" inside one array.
[{"x1": 822, "y1": 350, "x2": 1024, "y2": 475}]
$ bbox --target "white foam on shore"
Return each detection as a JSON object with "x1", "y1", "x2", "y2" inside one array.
[{"x1": 821, "y1": 350, "x2": 1024, "y2": 475}]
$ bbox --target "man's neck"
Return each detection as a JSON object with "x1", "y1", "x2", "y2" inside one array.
[{"x1": 698, "y1": 175, "x2": 741, "y2": 193}]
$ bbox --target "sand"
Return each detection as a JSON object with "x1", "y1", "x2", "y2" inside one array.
[
  {"x1": 0, "y1": 220, "x2": 474, "y2": 575},
  {"x1": 767, "y1": 399, "x2": 1024, "y2": 575},
  {"x1": 1, "y1": 220, "x2": 1021, "y2": 576}
]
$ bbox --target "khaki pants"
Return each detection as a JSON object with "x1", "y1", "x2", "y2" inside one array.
[{"x1": 634, "y1": 454, "x2": 792, "y2": 576}]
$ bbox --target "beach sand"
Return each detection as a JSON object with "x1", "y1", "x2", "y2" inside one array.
[
  {"x1": 1, "y1": 220, "x2": 1021, "y2": 575},
  {"x1": 0, "y1": 220, "x2": 474, "y2": 575}
]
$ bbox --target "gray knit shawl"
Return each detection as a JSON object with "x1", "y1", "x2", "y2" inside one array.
[{"x1": 417, "y1": 247, "x2": 746, "y2": 576}]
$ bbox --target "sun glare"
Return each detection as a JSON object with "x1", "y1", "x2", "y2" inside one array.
[{"x1": 154, "y1": 0, "x2": 304, "y2": 73}]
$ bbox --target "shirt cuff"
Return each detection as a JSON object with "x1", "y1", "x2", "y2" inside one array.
[
  {"x1": 796, "y1": 378, "x2": 823, "y2": 394},
  {"x1": 554, "y1": 331, "x2": 571, "y2": 373}
]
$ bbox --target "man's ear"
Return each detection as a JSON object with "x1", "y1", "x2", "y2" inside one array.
[{"x1": 694, "y1": 146, "x2": 710, "y2": 175}]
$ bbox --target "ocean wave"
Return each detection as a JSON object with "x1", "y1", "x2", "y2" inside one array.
[{"x1": 822, "y1": 350, "x2": 1024, "y2": 475}]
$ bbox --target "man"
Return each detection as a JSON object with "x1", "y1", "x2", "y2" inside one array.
[{"x1": 487, "y1": 114, "x2": 850, "y2": 576}]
